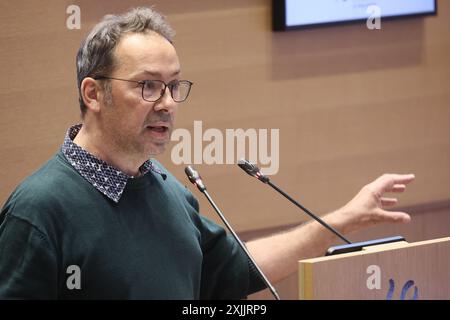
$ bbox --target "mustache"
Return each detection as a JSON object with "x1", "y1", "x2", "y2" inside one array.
[{"x1": 145, "y1": 112, "x2": 173, "y2": 126}]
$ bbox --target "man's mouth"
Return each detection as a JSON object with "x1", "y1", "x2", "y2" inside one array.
[
  {"x1": 147, "y1": 126, "x2": 169, "y2": 133},
  {"x1": 145, "y1": 123, "x2": 171, "y2": 138}
]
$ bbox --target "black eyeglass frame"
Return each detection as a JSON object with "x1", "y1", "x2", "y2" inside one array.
[{"x1": 94, "y1": 76, "x2": 193, "y2": 102}]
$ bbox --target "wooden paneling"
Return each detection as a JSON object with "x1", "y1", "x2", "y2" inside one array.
[{"x1": 1, "y1": 0, "x2": 449, "y2": 236}]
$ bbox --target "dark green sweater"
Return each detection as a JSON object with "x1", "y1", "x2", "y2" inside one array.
[{"x1": 0, "y1": 151, "x2": 265, "y2": 299}]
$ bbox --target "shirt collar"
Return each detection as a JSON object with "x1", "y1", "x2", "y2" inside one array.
[{"x1": 61, "y1": 124, "x2": 166, "y2": 203}]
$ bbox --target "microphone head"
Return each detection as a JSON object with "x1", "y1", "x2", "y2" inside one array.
[
  {"x1": 185, "y1": 166, "x2": 206, "y2": 192},
  {"x1": 237, "y1": 159, "x2": 270, "y2": 183},
  {"x1": 237, "y1": 159, "x2": 259, "y2": 176},
  {"x1": 185, "y1": 166, "x2": 198, "y2": 183}
]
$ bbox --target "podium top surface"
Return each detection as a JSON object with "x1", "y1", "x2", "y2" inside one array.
[{"x1": 300, "y1": 236, "x2": 450, "y2": 263}]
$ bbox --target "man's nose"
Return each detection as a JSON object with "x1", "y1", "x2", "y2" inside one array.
[{"x1": 154, "y1": 86, "x2": 177, "y2": 112}]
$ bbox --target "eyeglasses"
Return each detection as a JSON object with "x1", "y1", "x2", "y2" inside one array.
[{"x1": 94, "y1": 76, "x2": 193, "y2": 102}]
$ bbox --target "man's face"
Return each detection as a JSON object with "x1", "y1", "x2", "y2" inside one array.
[{"x1": 100, "y1": 32, "x2": 181, "y2": 158}]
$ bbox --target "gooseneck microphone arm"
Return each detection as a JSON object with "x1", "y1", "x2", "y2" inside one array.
[
  {"x1": 267, "y1": 180, "x2": 352, "y2": 244},
  {"x1": 184, "y1": 166, "x2": 281, "y2": 300},
  {"x1": 237, "y1": 159, "x2": 352, "y2": 245}
]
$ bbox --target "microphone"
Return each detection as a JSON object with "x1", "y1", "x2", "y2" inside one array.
[
  {"x1": 184, "y1": 165, "x2": 281, "y2": 300},
  {"x1": 185, "y1": 166, "x2": 205, "y2": 191},
  {"x1": 237, "y1": 159, "x2": 352, "y2": 245},
  {"x1": 237, "y1": 159, "x2": 270, "y2": 184},
  {"x1": 238, "y1": 160, "x2": 407, "y2": 255}
]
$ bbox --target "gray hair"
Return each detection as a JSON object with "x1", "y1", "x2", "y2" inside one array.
[{"x1": 76, "y1": 7, "x2": 175, "y2": 116}]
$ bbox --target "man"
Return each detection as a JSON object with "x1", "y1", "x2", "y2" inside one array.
[{"x1": 0, "y1": 7, "x2": 414, "y2": 299}]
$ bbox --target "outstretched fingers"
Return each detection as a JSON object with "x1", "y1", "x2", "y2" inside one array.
[
  {"x1": 371, "y1": 174, "x2": 415, "y2": 224},
  {"x1": 372, "y1": 174, "x2": 415, "y2": 195},
  {"x1": 376, "y1": 208, "x2": 411, "y2": 224}
]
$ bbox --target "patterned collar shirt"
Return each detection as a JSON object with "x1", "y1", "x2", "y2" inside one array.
[{"x1": 61, "y1": 124, "x2": 167, "y2": 203}]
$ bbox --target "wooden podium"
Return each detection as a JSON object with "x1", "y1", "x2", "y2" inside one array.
[{"x1": 298, "y1": 237, "x2": 450, "y2": 300}]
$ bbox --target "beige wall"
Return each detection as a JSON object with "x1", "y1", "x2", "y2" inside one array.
[{"x1": 1, "y1": 0, "x2": 449, "y2": 237}]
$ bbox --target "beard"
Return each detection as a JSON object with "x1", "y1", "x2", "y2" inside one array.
[{"x1": 102, "y1": 90, "x2": 173, "y2": 159}]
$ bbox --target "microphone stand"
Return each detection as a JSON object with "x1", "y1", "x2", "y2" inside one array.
[
  {"x1": 237, "y1": 159, "x2": 406, "y2": 256},
  {"x1": 185, "y1": 166, "x2": 281, "y2": 300},
  {"x1": 267, "y1": 180, "x2": 351, "y2": 244},
  {"x1": 237, "y1": 159, "x2": 351, "y2": 244}
]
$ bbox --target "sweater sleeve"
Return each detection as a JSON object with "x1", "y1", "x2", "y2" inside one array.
[{"x1": 0, "y1": 213, "x2": 58, "y2": 299}]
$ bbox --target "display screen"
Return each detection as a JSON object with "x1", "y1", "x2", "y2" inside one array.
[{"x1": 273, "y1": 0, "x2": 437, "y2": 30}]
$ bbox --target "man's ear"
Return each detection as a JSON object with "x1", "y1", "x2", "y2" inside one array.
[{"x1": 80, "y1": 77, "x2": 102, "y2": 113}]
